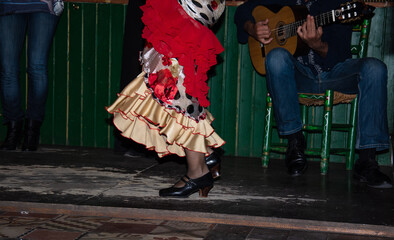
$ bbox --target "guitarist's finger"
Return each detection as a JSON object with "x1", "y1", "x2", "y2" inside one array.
[
  {"x1": 261, "y1": 37, "x2": 273, "y2": 45},
  {"x1": 300, "y1": 22, "x2": 307, "y2": 39},
  {"x1": 255, "y1": 21, "x2": 271, "y2": 39},
  {"x1": 255, "y1": 22, "x2": 265, "y2": 34},
  {"x1": 307, "y1": 15, "x2": 315, "y2": 34},
  {"x1": 297, "y1": 26, "x2": 304, "y2": 38},
  {"x1": 255, "y1": 20, "x2": 268, "y2": 28},
  {"x1": 317, "y1": 26, "x2": 323, "y2": 38},
  {"x1": 261, "y1": 18, "x2": 269, "y2": 25}
]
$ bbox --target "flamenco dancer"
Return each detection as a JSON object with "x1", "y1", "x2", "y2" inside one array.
[{"x1": 107, "y1": 0, "x2": 226, "y2": 197}]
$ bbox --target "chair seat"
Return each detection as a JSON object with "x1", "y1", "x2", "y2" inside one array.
[{"x1": 298, "y1": 92, "x2": 357, "y2": 106}]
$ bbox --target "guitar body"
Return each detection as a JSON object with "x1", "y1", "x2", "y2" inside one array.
[{"x1": 248, "y1": 5, "x2": 309, "y2": 75}]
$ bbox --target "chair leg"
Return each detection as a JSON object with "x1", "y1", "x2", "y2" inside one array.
[
  {"x1": 320, "y1": 90, "x2": 334, "y2": 175},
  {"x1": 346, "y1": 95, "x2": 358, "y2": 170},
  {"x1": 300, "y1": 104, "x2": 308, "y2": 146},
  {"x1": 262, "y1": 94, "x2": 273, "y2": 168}
]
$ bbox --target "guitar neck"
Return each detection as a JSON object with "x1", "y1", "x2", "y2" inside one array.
[
  {"x1": 284, "y1": 10, "x2": 336, "y2": 39},
  {"x1": 284, "y1": 0, "x2": 380, "y2": 39}
]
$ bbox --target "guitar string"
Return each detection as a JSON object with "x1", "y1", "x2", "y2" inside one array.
[
  {"x1": 277, "y1": 1, "x2": 369, "y2": 38},
  {"x1": 270, "y1": 0, "x2": 392, "y2": 35},
  {"x1": 270, "y1": 11, "x2": 334, "y2": 39},
  {"x1": 286, "y1": 11, "x2": 333, "y2": 38},
  {"x1": 265, "y1": 1, "x2": 391, "y2": 40},
  {"x1": 273, "y1": 12, "x2": 332, "y2": 38}
]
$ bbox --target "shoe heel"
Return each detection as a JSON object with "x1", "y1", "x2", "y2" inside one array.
[
  {"x1": 210, "y1": 164, "x2": 221, "y2": 179},
  {"x1": 199, "y1": 185, "x2": 213, "y2": 197}
]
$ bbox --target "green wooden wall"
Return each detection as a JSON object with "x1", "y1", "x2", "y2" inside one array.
[{"x1": 0, "y1": 3, "x2": 393, "y2": 165}]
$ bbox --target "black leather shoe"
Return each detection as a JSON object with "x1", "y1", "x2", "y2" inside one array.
[
  {"x1": 354, "y1": 159, "x2": 392, "y2": 189},
  {"x1": 205, "y1": 151, "x2": 221, "y2": 179},
  {"x1": 286, "y1": 135, "x2": 307, "y2": 177},
  {"x1": 159, "y1": 172, "x2": 214, "y2": 198},
  {"x1": 0, "y1": 120, "x2": 23, "y2": 150},
  {"x1": 21, "y1": 119, "x2": 42, "y2": 152}
]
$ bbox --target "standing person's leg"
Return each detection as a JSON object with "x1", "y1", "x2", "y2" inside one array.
[
  {"x1": 320, "y1": 58, "x2": 391, "y2": 188},
  {"x1": 23, "y1": 12, "x2": 60, "y2": 151},
  {"x1": 113, "y1": 0, "x2": 147, "y2": 156},
  {"x1": 0, "y1": 14, "x2": 28, "y2": 150}
]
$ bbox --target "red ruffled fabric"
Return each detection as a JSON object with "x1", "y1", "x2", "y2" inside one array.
[{"x1": 141, "y1": 0, "x2": 224, "y2": 107}]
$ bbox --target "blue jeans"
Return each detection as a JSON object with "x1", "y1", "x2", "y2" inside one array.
[
  {"x1": 0, "y1": 12, "x2": 59, "y2": 123},
  {"x1": 265, "y1": 48, "x2": 389, "y2": 151}
]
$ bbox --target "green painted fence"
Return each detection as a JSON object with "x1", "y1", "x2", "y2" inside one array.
[{"x1": 1, "y1": 3, "x2": 393, "y2": 165}]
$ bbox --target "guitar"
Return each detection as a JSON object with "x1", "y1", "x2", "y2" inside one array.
[{"x1": 248, "y1": 0, "x2": 382, "y2": 75}]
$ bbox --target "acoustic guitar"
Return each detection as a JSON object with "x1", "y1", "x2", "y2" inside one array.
[{"x1": 248, "y1": 0, "x2": 392, "y2": 75}]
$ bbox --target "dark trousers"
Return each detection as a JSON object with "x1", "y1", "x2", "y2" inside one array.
[{"x1": 0, "y1": 12, "x2": 60, "y2": 123}]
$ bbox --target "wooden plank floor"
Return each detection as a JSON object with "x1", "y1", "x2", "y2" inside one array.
[{"x1": 0, "y1": 145, "x2": 393, "y2": 239}]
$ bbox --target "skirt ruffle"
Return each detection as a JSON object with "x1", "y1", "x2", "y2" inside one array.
[{"x1": 106, "y1": 72, "x2": 225, "y2": 158}]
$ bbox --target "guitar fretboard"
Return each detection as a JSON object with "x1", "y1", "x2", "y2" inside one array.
[
  {"x1": 276, "y1": 0, "x2": 393, "y2": 39},
  {"x1": 281, "y1": 10, "x2": 337, "y2": 39}
]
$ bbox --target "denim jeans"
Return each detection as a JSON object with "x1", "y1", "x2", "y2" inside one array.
[
  {"x1": 265, "y1": 48, "x2": 389, "y2": 151},
  {"x1": 0, "y1": 12, "x2": 59, "y2": 123}
]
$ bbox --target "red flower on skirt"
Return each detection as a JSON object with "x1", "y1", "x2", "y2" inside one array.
[{"x1": 148, "y1": 69, "x2": 178, "y2": 104}]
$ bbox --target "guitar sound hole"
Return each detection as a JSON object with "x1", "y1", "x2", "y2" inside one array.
[{"x1": 275, "y1": 22, "x2": 287, "y2": 46}]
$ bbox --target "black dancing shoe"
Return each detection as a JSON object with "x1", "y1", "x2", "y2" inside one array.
[
  {"x1": 205, "y1": 151, "x2": 221, "y2": 179},
  {"x1": 159, "y1": 172, "x2": 214, "y2": 198},
  {"x1": 354, "y1": 159, "x2": 392, "y2": 189},
  {"x1": 285, "y1": 135, "x2": 308, "y2": 177}
]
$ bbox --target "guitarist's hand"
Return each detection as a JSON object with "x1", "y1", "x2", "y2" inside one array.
[
  {"x1": 245, "y1": 19, "x2": 273, "y2": 45},
  {"x1": 297, "y1": 15, "x2": 328, "y2": 57}
]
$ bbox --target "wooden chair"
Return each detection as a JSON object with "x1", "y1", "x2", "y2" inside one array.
[{"x1": 262, "y1": 19, "x2": 372, "y2": 175}]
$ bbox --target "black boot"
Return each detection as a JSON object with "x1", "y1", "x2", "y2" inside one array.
[
  {"x1": 354, "y1": 158, "x2": 392, "y2": 189},
  {"x1": 21, "y1": 119, "x2": 42, "y2": 152},
  {"x1": 285, "y1": 132, "x2": 308, "y2": 177},
  {"x1": 0, "y1": 120, "x2": 23, "y2": 150}
]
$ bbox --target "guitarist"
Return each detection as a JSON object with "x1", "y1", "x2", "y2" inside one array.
[{"x1": 234, "y1": 0, "x2": 391, "y2": 188}]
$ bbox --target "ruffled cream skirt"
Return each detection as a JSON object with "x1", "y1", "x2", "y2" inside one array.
[{"x1": 107, "y1": 72, "x2": 225, "y2": 158}]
